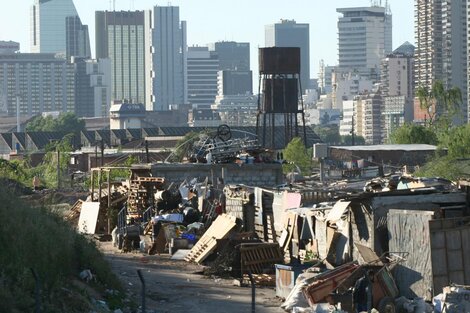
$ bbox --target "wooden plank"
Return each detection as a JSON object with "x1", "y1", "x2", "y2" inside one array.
[{"x1": 184, "y1": 214, "x2": 237, "y2": 263}]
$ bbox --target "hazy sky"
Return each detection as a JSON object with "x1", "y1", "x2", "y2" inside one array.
[{"x1": 0, "y1": 0, "x2": 414, "y2": 79}]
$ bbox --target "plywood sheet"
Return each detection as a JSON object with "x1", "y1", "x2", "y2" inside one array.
[
  {"x1": 78, "y1": 202, "x2": 100, "y2": 234},
  {"x1": 388, "y1": 209, "x2": 433, "y2": 300}
]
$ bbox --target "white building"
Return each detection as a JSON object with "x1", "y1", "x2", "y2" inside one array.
[
  {"x1": 339, "y1": 100, "x2": 354, "y2": 136},
  {"x1": 354, "y1": 93, "x2": 383, "y2": 144},
  {"x1": 337, "y1": 6, "x2": 392, "y2": 81},
  {"x1": 332, "y1": 72, "x2": 373, "y2": 110},
  {"x1": 109, "y1": 101, "x2": 145, "y2": 129}
]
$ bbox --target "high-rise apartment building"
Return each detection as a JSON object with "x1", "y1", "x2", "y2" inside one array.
[
  {"x1": 337, "y1": 6, "x2": 392, "y2": 81},
  {"x1": 415, "y1": 0, "x2": 467, "y2": 121},
  {"x1": 381, "y1": 43, "x2": 415, "y2": 99},
  {"x1": 380, "y1": 42, "x2": 415, "y2": 140},
  {"x1": 95, "y1": 11, "x2": 153, "y2": 107},
  {"x1": 0, "y1": 53, "x2": 75, "y2": 115},
  {"x1": 265, "y1": 20, "x2": 310, "y2": 93},
  {"x1": 31, "y1": 0, "x2": 90, "y2": 58},
  {"x1": 354, "y1": 93, "x2": 383, "y2": 144},
  {"x1": 152, "y1": 6, "x2": 187, "y2": 111},
  {"x1": 187, "y1": 47, "x2": 219, "y2": 107},
  {"x1": 72, "y1": 57, "x2": 111, "y2": 118}
]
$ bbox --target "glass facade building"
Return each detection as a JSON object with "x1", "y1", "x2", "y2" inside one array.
[
  {"x1": 31, "y1": 0, "x2": 89, "y2": 58},
  {"x1": 96, "y1": 11, "x2": 152, "y2": 106}
]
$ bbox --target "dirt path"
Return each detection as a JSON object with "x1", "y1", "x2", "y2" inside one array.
[{"x1": 99, "y1": 242, "x2": 285, "y2": 313}]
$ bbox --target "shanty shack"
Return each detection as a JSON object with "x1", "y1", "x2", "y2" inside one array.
[{"x1": 305, "y1": 190, "x2": 469, "y2": 301}]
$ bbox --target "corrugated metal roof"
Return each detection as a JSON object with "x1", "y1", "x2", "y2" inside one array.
[{"x1": 330, "y1": 144, "x2": 438, "y2": 151}]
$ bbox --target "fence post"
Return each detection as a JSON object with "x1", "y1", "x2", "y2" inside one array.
[{"x1": 137, "y1": 269, "x2": 146, "y2": 313}]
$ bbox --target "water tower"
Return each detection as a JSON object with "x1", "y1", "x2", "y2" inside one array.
[{"x1": 256, "y1": 47, "x2": 307, "y2": 148}]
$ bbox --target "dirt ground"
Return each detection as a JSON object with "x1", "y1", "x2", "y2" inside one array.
[{"x1": 99, "y1": 242, "x2": 286, "y2": 313}]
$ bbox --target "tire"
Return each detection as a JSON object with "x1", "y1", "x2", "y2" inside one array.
[{"x1": 378, "y1": 296, "x2": 396, "y2": 313}]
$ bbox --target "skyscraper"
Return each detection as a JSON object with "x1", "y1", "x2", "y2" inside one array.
[
  {"x1": 209, "y1": 41, "x2": 252, "y2": 96},
  {"x1": 265, "y1": 20, "x2": 310, "y2": 93},
  {"x1": 337, "y1": 6, "x2": 392, "y2": 81},
  {"x1": 187, "y1": 46, "x2": 219, "y2": 107},
  {"x1": 152, "y1": 6, "x2": 187, "y2": 111},
  {"x1": 95, "y1": 11, "x2": 153, "y2": 107},
  {"x1": 415, "y1": 0, "x2": 467, "y2": 121},
  {"x1": 66, "y1": 16, "x2": 91, "y2": 59},
  {"x1": 31, "y1": 0, "x2": 90, "y2": 58}
]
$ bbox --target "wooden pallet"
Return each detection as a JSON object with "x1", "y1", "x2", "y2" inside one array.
[
  {"x1": 242, "y1": 274, "x2": 276, "y2": 286},
  {"x1": 184, "y1": 214, "x2": 237, "y2": 263},
  {"x1": 240, "y1": 243, "x2": 283, "y2": 275},
  {"x1": 136, "y1": 177, "x2": 165, "y2": 183}
]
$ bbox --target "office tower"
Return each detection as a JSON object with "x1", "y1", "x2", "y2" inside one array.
[
  {"x1": 95, "y1": 11, "x2": 153, "y2": 107},
  {"x1": 337, "y1": 6, "x2": 392, "y2": 81},
  {"x1": 265, "y1": 20, "x2": 310, "y2": 93},
  {"x1": 72, "y1": 57, "x2": 111, "y2": 118},
  {"x1": 0, "y1": 41, "x2": 20, "y2": 54},
  {"x1": 31, "y1": 0, "x2": 90, "y2": 57},
  {"x1": 209, "y1": 41, "x2": 252, "y2": 96},
  {"x1": 415, "y1": 0, "x2": 467, "y2": 121},
  {"x1": 187, "y1": 47, "x2": 219, "y2": 107},
  {"x1": 66, "y1": 16, "x2": 91, "y2": 59},
  {"x1": 152, "y1": 6, "x2": 187, "y2": 111},
  {"x1": 209, "y1": 41, "x2": 250, "y2": 71},
  {"x1": 0, "y1": 53, "x2": 75, "y2": 115}
]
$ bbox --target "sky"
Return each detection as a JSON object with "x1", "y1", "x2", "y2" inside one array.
[{"x1": 0, "y1": 0, "x2": 414, "y2": 80}]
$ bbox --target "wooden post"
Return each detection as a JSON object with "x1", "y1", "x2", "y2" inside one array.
[
  {"x1": 107, "y1": 170, "x2": 111, "y2": 234},
  {"x1": 91, "y1": 169, "x2": 95, "y2": 202},
  {"x1": 98, "y1": 169, "x2": 102, "y2": 211}
]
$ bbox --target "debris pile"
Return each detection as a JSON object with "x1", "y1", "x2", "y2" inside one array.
[{"x1": 67, "y1": 164, "x2": 470, "y2": 312}]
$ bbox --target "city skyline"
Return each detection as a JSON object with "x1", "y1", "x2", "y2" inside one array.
[{"x1": 0, "y1": 0, "x2": 414, "y2": 78}]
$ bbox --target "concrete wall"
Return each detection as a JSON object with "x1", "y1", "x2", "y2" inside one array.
[{"x1": 150, "y1": 163, "x2": 283, "y2": 187}]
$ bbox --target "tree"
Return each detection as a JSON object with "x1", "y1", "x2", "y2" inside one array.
[
  {"x1": 282, "y1": 137, "x2": 314, "y2": 175},
  {"x1": 26, "y1": 112, "x2": 85, "y2": 133},
  {"x1": 438, "y1": 124, "x2": 470, "y2": 158},
  {"x1": 340, "y1": 134, "x2": 365, "y2": 145},
  {"x1": 314, "y1": 124, "x2": 341, "y2": 144},
  {"x1": 389, "y1": 123, "x2": 438, "y2": 145},
  {"x1": 416, "y1": 80, "x2": 462, "y2": 126}
]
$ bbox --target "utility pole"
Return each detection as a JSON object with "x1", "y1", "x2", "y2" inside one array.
[
  {"x1": 351, "y1": 114, "x2": 355, "y2": 146},
  {"x1": 145, "y1": 140, "x2": 149, "y2": 163},
  {"x1": 100, "y1": 139, "x2": 105, "y2": 167}
]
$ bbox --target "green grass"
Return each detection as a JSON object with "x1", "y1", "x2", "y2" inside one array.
[{"x1": 0, "y1": 186, "x2": 122, "y2": 312}]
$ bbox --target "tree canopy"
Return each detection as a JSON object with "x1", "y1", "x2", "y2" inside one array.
[
  {"x1": 389, "y1": 123, "x2": 438, "y2": 145},
  {"x1": 416, "y1": 80, "x2": 462, "y2": 126},
  {"x1": 26, "y1": 112, "x2": 85, "y2": 133},
  {"x1": 282, "y1": 137, "x2": 314, "y2": 175}
]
